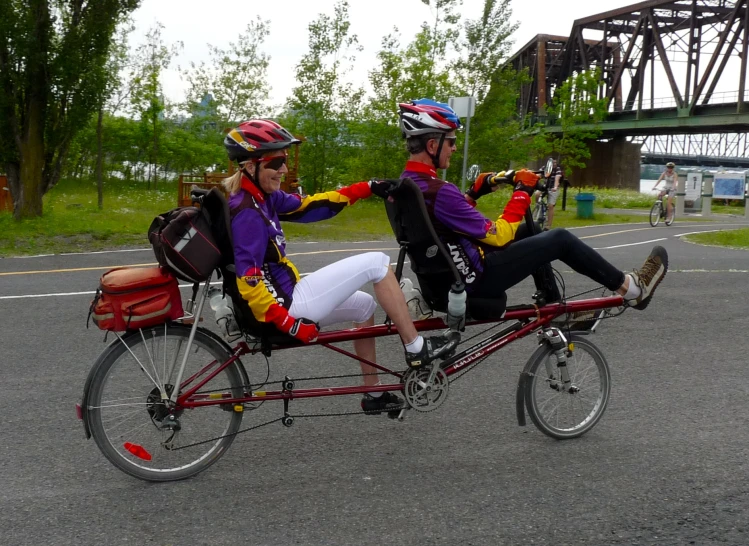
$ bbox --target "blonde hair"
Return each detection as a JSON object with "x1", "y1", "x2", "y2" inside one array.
[{"x1": 223, "y1": 161, "x2": 251, "y2": 195}]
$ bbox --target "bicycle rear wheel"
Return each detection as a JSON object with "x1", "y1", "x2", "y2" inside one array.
[
  {"x1": 523, "y1": 335, "x2": 610, "y2": 440},
  {"x1": 649, "y1": 202, "x2": 662, "y2": 227},
  {"x1": 86, "y1": 324, "x2": 245, "y2": 481}
]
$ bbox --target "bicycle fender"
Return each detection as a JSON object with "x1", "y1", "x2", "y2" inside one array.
[{"x1": 517, "y1": 341, "x2": 552, "y2": 427}]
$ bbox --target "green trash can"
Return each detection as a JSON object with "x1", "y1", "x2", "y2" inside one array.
[{"x1": 575, "y1": 193, "x2": 596, "y2": 219}]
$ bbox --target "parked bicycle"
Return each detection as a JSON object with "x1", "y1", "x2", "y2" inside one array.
[
  {"x1": 78, "y1": 171, "x2": 627, "y2": 482},
  {"x1": 649, "y1": 192, "x2": 675, "y2": 227}
]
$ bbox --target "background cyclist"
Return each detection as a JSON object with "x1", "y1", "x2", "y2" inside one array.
[{"x1": 652, "y1": 162, "x2": 677, "y2": 221}]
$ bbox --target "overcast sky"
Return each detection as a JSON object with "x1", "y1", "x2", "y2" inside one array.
[{"x1": 130, "y1": 0, "x2": 636, "y2": 108}]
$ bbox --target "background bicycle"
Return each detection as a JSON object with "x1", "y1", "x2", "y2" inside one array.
[{"x1": 649, "y1": 192, "x2": 675, "y2": 227}]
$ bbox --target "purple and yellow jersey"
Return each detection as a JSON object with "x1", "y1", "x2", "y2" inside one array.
[
  {"x1": 229, "y1": 176, "x2": 371, "y2": 327},
  {"x1": 401, "y1": 161, "x2": 530, "y2": 290}
]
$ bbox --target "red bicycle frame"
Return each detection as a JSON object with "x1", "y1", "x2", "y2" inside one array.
[{"x1": 176, "y1": 295, "x2": 624, "y2": 410}]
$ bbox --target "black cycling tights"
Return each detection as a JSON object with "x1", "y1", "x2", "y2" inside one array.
[{"x1": 474, "y1": 228, "x2": 626, "y2": 301}]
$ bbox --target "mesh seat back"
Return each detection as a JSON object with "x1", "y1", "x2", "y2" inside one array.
[
  {"x1": 384, "y1": 178, "x2": 507, "y2": 320},
  {"x1": 385, "y1": 178, "x2": 461, "y2": 312},
  {"x1": 200, "y1": 188, "x2": 292, "y2": 341}
]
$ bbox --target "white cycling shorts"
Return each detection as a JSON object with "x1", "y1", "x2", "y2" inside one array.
[{"x1": 289, "y1": 252, "x2": 390, "y2": 326}]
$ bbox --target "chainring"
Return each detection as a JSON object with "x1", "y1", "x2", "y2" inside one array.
[{"x1": 403, "y1": 366, "x2": 449, "y2": 412}]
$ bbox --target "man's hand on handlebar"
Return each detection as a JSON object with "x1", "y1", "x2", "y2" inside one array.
[
  {"x1": 465, "y1": 172, "x2": 502, "y2": 202},
  {"x1": 513, "y1": 169, "x2": 541, "y2": 196}
]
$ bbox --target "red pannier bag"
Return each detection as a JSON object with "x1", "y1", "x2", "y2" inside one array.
[{"x1": 89, "y1": 267, "x2": 184, "y2": 332}]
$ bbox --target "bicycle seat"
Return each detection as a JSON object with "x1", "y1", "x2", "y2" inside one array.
[{"x1": 385, "y1": 178, "x2": 507, "y2": 320}]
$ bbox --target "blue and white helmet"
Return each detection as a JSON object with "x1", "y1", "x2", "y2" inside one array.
[{"x1": 398, "y1": 98, "x2": 462, "y2": 137}]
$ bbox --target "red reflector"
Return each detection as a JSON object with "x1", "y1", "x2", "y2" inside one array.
[
  {"x1": 124, "y1": 442, "x2": 152, "y2": 461},
  {"x1": 75, "y1": 403, "x2": 83, "y2": 420}
]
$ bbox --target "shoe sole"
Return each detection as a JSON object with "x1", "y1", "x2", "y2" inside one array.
[{"x1": 632, "y1": 250, "x2": 669, "y2": 310}]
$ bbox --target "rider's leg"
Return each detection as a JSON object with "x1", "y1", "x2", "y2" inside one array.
[
  {"x1": 545, "y1": 189, "x2": 559, "y2": 229},
  {"x1": 513, "y1": 222, "x2": 562, "y2": 302},
  {"x1": 353, "y1": 315, "x2": 378, "y2": 388},
  {"x1": 474, "y1": 229, "x2": 668, "y2": 309},
  {"x1": 545, "y1": 204, "x2": 555, "y2": 229},
  {"x1": 289, "y1": 252, "x2": 455, "y2": 367},
  {"x1": 667, "y1": 194, "x2": 674, "y2": 219}
]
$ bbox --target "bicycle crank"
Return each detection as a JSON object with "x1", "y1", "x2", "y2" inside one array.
[{"x1": 403, "y1": 366, "x2": 449, "y2": 412}]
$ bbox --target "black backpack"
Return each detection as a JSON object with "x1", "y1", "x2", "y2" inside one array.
[{"x1": 148, "y1": 206, "x2": 222, "y2": 283}]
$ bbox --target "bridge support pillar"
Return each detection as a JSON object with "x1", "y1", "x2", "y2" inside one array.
[
  {"x1": 701, "y1": 177, "x2": 712, "y2": 217},
  {"x1": 570, "y1": 138, "x2": 641, "y2": 190},
  {"x1": 675, "y1": 177, "x2": 685, "y2": 217}
]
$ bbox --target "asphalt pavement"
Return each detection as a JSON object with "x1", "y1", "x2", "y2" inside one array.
[{"x1": 1, "y1": 220, "x2": 748, "y2": 546}]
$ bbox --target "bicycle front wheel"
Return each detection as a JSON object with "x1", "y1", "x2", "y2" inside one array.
[
  {"x1": 86, "y1": 324, "x2": 245, "y2": 481},
  {"x1": 524, "y1": 335, "x2": 610, "y2": 440},
  {"x1": 649, "y1": 202, "x2": 662, "y2": 227},
  {"x1": 532, "y1": 203, "x2": 545, "y2": 229}
]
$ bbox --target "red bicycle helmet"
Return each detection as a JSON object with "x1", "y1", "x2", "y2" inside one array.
[{"x1": 224, "y1": 120, "x2": 300, "y2": 163}]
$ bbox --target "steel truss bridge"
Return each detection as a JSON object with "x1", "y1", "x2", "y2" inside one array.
[
  {"x1": 637, "y1": 132, "x2": 749, "y2": 166},
  {"x1": 509, "y1": 0, "x2": 749, "y2": 137}
]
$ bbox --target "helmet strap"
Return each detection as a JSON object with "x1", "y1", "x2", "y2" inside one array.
[{"x1": 427, "y1": 134, "x2": 445, "y2": 171}]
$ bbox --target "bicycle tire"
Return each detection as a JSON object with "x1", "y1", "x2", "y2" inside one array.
[
  {"x1": 649, "y1": 202, "x2": 662, "y2": 227},
  {"x1": 523, "y1": 335, "x2": 610, "y2": 440},
  {"x1": 86, "y1": 324, "x2": 244, "y2": 481}
]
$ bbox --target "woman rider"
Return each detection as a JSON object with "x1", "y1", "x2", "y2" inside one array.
[
  {"x1": 222, "y1": 120, "x2": 457, "y2": 416},
  {"x1": 652, "y1": 162, "x2": 677, "y2": 221}
]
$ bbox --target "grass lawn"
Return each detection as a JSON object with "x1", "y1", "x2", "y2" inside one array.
[
  {"x1": 683, "y1": 228, "x2": 749, "y2": 250},
  {"x1": 0, "y1": 179, "x2": 677, "y2": 257}
]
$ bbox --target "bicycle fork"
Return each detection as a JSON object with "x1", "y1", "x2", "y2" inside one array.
[{"x1": 539, "y1": 328, "x2": 573, "y2": 392}]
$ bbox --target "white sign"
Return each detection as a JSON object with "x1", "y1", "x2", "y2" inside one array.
[
  {"x1": 713, "y1": 172, "x2": 746, "y2": 200},
  {"x1": 685, "y1": 172, "x2": 702, "y2": 201},
  {"x1": 448, "y1": 96, "x2": 476, "y2": 118}
]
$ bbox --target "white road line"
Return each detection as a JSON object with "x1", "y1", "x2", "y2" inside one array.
[
  {"x1": 673, "y1": 230, "x2": 723, "y2": 237},
  {"x1": 593, "y1": 238, "x2": 667, "y2": 250}
]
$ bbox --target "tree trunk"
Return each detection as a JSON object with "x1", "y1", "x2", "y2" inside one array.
[
  {"x1": 15, "y1": 98, "x2": 45, "y2": 219},
  {"x1": 96, "y1": 106, "x2": 104, "y2": 209}
]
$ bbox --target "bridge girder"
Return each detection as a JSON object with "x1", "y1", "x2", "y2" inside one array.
[{"x1": 511, "y1": 0, "x2": 749, "y2": 137}]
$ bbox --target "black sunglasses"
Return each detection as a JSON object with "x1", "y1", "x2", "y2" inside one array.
[{"x1": 257, "y1": 155, "x2": 287, "y2": 171}]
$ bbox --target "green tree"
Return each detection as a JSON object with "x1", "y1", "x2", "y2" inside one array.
[
  {"x1": 183, "y1": 17, "x2": 271, "y2": 129},
  {"x1": 467, "y1": 67, "x2": 534, "y2": 172},
  {"x1": 94, "y1": 20, "x2": 134, "y2": 208},
  {"x1": 0, "y1": 0, "x2": 141, "y2": 219},
  {"x1": 454, "y1": 0, "x2": 518, "y2": 102},
  {"x1": 284, "y1": 1, "x2": 364, "y2": 192},
  {"x1": 349, "y1": 0, "x2": 464, "y2": 181},
  {"x1": 535, "y1": 69, "x2": 608, "y2": 175},
  {"x1": 129, "y1": 24, "x2": 182, "y2": 188}
]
